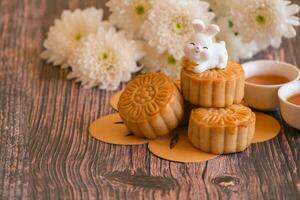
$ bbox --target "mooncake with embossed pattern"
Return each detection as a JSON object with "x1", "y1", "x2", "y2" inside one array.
[
  {"x1": 188, "y1": 104, "x2": 255, "y2": 154},
  {"x1": 118, "y1": 72, "x2": 184, "y2": 139},
  {"x1": 181, "y1": 59, "x2": 244, "y2": 107}
]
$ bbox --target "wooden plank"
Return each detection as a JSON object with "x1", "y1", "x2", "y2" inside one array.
[{"x1": 0, "y1": 0, "x2": 299, "y2": 199}]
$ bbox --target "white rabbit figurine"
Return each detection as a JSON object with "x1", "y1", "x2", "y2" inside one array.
[{"x1": 184, "y1": 19, "x2": 228, "y2": 73}]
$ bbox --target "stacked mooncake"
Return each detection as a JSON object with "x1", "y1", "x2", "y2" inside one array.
[{"x1": 181, "y1": 59, "x2": 256, "y2": 154}]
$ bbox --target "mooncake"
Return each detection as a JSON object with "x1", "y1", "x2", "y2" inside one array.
[
  {"x1": 181, "y1": 59, "x2": 244, "y2": 107},
  {"x1": 118, "y1": 72, "x2": 184, "y2": 139},
  {"x1": 188, "y1": 104, "x2": 255, "y2": 154}
]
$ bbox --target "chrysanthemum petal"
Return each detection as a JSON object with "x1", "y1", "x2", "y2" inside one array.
[
  {"x1": 141, "y1": 0, "x2": 214, "y2": 60},
  {"x1": 68, "y1": 27, "x2": 144, "y2": 90},
  {"x1": 41, "y1": 7, "x2": 104, "y2": 67}
]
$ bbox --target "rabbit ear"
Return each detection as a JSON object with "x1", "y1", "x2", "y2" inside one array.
[
  {"x1": 205, "y1": 24, "x2": 220, "y2": 37},
  {"x1": 192, "y1": 19, "x2": 206, "y2": 32}
]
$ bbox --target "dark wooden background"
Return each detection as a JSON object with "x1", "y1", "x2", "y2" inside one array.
[{"x1": 0, "y1": 0, "x2": 299, "y2": 199}]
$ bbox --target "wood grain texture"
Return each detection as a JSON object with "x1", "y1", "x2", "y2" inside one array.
[{"x1": 0, "y1": 0, "x2": 299, "y2": 199}]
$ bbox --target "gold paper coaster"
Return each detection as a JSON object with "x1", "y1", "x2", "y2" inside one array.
[
  {"x1": 91, "y1": 94, "x2": 282, "y2": 162},
  {"x1": 110, "y1": 90, "x2": 123, "y2": 111},
  {"x1": 89, "y1": 113, "x2": 149, "y2": 145},
  {"x1": 148, "y1": 128, "x2": 218, "y2": 163},
  {"x1": 252, "y1": 112, "x2": 281, "y2": 143},
  {"x1": 110, "y1": 91, "x2": 280, "y2": 143},
  {"x1": 109, "y1": 89, "x2": 281, "y2": 144}
]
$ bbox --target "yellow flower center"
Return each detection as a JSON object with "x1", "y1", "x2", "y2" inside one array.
[
  {"x1": 171, "y1": 16, "x2": 190, "y2": 35},
  {"x1": 250, "y1": 5, "x2": 275, "y2": 29},
  {"x1": 74, "y1": 34, "x2": 82, "y2": 42},
  {"x1": 175, "y1": 22, "x2": 183, "y2": 30},
  {"x1": 135, "y1": 5, "x2": 145, "y2": 15},
  {"x1": 98, "y1": 49, "x2": 119, "y2": 71},
  {"x1": 167, "y1": 56, "x2": 176, "y2": 66},
  {"x1": 255, "y1": 15, "x2": 266, "y2": 25},
  {"x1": 99, "y1": 52, "x2": 109, "y2": 61}
]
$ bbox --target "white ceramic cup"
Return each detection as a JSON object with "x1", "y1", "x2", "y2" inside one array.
[
  {"x1": 242, "y1": 60, "x2": 300, "y2": 110},
  {"x1": 278, "y1": 81, "x2": 300, "y2": 130}
]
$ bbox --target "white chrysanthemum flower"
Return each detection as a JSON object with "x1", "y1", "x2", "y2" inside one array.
[
  {"x1": 68, "y1": 27, "x2": 144, "y2": 90},
  {"x1": 230, "y1": 0, "x2": 299, "y2": 50},
  {"x1": 41, "y1": 7, "x2": 104, "y2": 68},
  {"x1": 142, "y1": 0, "x2": 214, "y2": 60},
  {"x1": 216, "y1": 17, "x2": 259, "y2": 61},
  {"x1": 140, "y1": 43, "x2": 182, "y2": 79},
  {"x1": 106, "y1": 0, "x2": 154, "y2": 39}
]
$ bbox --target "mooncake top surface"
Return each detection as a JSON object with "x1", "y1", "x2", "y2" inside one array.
[
  {"x1": 191, "y1": 104, "x2": 255, "y2": 127},
  {"x1": 182, "y1": 59, "x2": 244, "y2": 80},
  {"x1": 118, "y1": 72, "x2": 175, "y2": 122}
]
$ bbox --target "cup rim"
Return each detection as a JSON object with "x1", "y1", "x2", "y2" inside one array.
[
  {"x1": 278, "y1": 80, "x2": 300, "y2": 108},
  {"x1": 242, "y1": 60, "x2": 300, "y2": 88}
]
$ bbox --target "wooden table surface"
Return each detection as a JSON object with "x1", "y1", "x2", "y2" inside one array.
[{"x1": 1, "y1": 0, "x2": 300, "y2": 199}]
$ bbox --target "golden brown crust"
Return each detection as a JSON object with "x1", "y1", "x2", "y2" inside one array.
[
  {"x1": 181, "y1": 60, "x2": 245, "y2": 107},
  {"x1": 118, "y1": 72, "x2": 184, "y2": 139},
  {"x1": 118, "y1": 72, "x2": 175, "y2": 123},
  {"x1": 191, "y1": 104, "x2": 255, "y2": 128},
  {"x1": 182, "y1": 59, "x2": 244, "y2": 80},
  {"x1": 188, "y1": 104, "x2": 256, "y2": 154}
]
